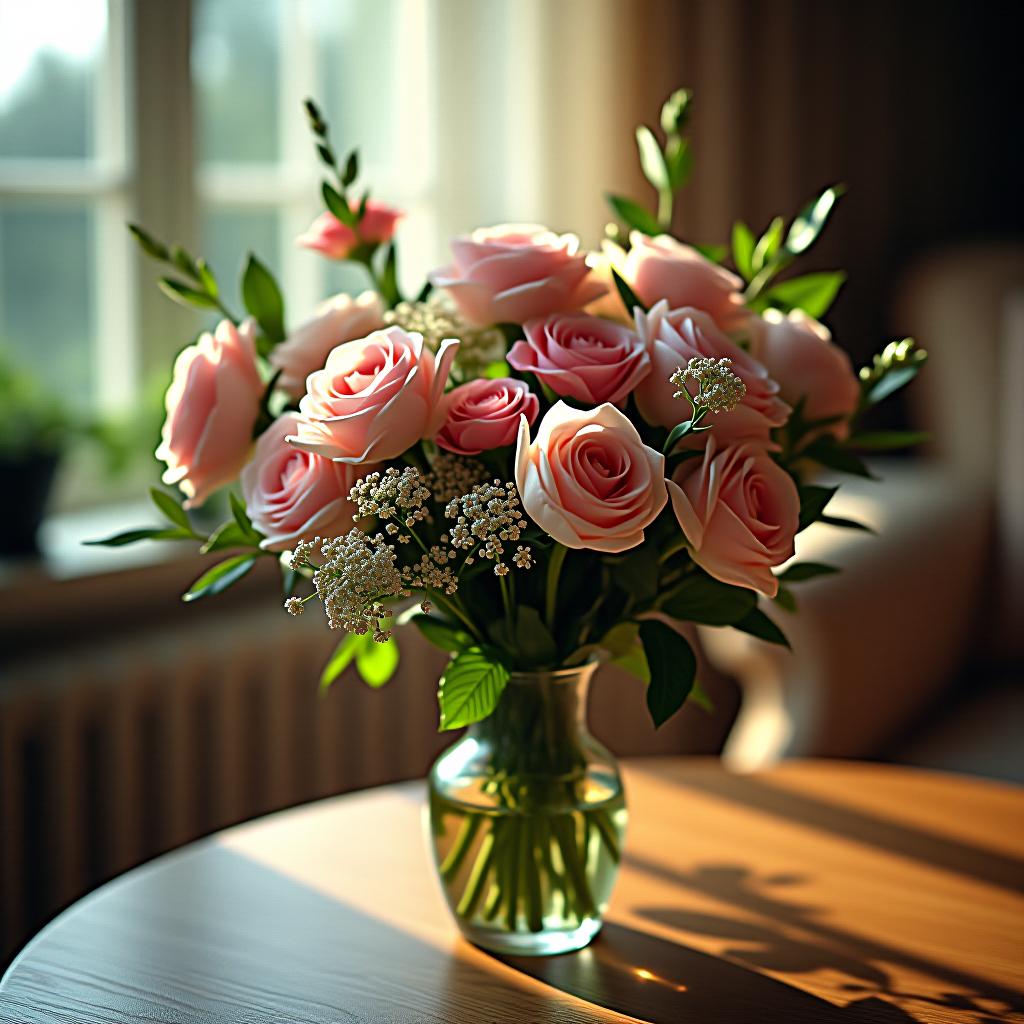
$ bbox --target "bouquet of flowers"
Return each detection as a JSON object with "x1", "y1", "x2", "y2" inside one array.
[{"x1": 95, "y1": 88, "x2": 925, "y2": 955}]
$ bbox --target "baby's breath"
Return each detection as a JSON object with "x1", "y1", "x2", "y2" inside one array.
[
  {"x1": 426, "y1": 452, "x2": 488, "y2": 505},
  {"x1": 671, "y1": 356, "x2": 747, "y2": 414},
  {"x1": 446, "y1": 479, "x2": 532, "y2": 577},
  {"x1": 349, "y1": 466, "x2": 430, "y2": 524},
  {"x1": 384, "y1": 292, "x2": 505, "y2": 377}
]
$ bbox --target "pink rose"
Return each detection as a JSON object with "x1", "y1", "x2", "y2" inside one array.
[
  {"x1": 156, "y1": 318, "x2": 263, "y2": 509},
  {"x1": 241, "y1": 414, "x2": 367, "y2": 552},
  {"x1": 635, "y1": 301, "x2": 790, "y2": 443},
  {"x1": 287, "y1": 326, "x2": 458, "y2": 464},
  {"x1": 429, "y1": 224, "x2": 606, "y2": 327},
  {"x1": 508, "y1": 313, "x2": 651, "y2": 406},
  {"x1": 515, "y1": 401, "x2": 667, "y2": 553},
  {"x1": 270, "y1": 290, "x2": 384, "y2": 397},
  {"x1": 750, "y1": 309, "x2": 860, "y2": 441},
  {"x1": 667, "y1": 436, "x2": 800, "y2": 597},
  {"x1": 436, "y1": 378, "x2": 539, "y2": 456},
  {"x1": 296, "y1": 201, "x2": 403, "y2": 260},
  {"x1": 617, "y1": 233, "x2": 750, "y2": 332}
]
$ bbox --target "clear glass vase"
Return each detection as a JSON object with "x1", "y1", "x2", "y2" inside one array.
[{"x1": 427, "y1": 662, "x2": 626, "y2": 956}]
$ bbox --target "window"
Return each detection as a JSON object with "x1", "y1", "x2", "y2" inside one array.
[
  {"x1": 0, "y1": 0, "x2": 570, "y2": 511},
  {"x1": 0, "y1": 0, "x2": 131, "y2": 414}
]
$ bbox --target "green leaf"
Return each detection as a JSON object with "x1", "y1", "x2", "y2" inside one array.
[
  {"x1": 84, "y1": 526, "x2": 191, "y2": 547},
  {"x1": 150, "y1": 487, "x2": 192, "y2": 531},
  {"x1": 170, "y1": 244, "x2": 197, "y2": 278},
  {"x1": 663, "y1": 419, "x2": 695, "y2": 454},
  {"x1": 797, "y1": 484, "x2": 838, "y2": 532},
  {"x1": 866, "y1": 365, "x2": 920, "y2": 406},
  {"x1": 763, "y1": 271, "x2": 846, "y2": 319},
  {"x1": 636, "y1": 125, "x2": 668, "y2": 192},
  {"x1": 316, "y1": 142, "x2": 335, "y2": 167},
  {"x1": 322, "y1": 182, "x2": 357, "y2": 226},
  {"x1": 182, "y1": 554, "x2": 257, "y2": 602},
  {"x1": 661, "y1": 573, "x2": 757, "y2": 626},
  {"x1": 778, "y1": 562, "x2": 839, "y2": 582},
  {"x1": 281, "y1": 564, "x2": 299, "y2": 599},
  {"x1": 200, "y1": 520, "x2": 252, "y2": 554},
  {"x1": 320, "y1": 632, "x2": 366, "y2": 690},
  {"x1": 158, "y1": 278, "x2": 220, "y2": 311},
  {"x1": 773, "y1": 585, "x2": 797, "y2": 612},
  {"x1": 660, "y1": 88, "x2": 693, "y2": 135},
  {"x1": 846, "y1": 430, "x2": 929, "y2": 451},
  {"x1": 752, "y1": 217, "x2": 785, "y2": 274},
  {"x1": 611, "y1": 268, "x2": 647, "y2": 317},
  {"x1": 438, "y1": 649, "x2": 510, "y2": 731},
  {"x1": 819, "y1": 514, "x2": 874, "y2": 533},
  {"x1": 663, "y1": 135, "x2": 693, "y2": 190},
  {"x1": 609, "y1": 544, "x2": 660, "y2": 606},
  {"x1": 732, "y1": 221, "x2": 756, "y2": 280},
  {"x1": 614, "y1": 640, "x2": 650, "y2": 684},
  {"x1": 785, "y1": 185, "x2": 844, "y2": 256},
  {"x1": 229, "y1": 492, "x2": 263, "y2": 545},
  {"x1": 379, "y1": 242, "x2": 401, "y2": 307},
  {"x1": 408, "y1": 614, "x2": 473, "y2": 653},
  {"x1": 242, "y1": 255, "x2": 286, "y2": 344},
  {"x1": 639, "y1": 620, "x2": 697, "y2": 728},
  {"x1": 606, "y1": 194, "x2": 661, "y2": 236},
  {"x1": 356, "y1": 636, "x2": 399, "y2": 687},
  {"x1": 689, "y1": 678, "x2": 714, "y2": 713},
  {"x1": 127, "y1": 223, "x2": 169, "y2": 261},
  {"x1": 341, "y1": 149, "x2": 359, "y2": 188},
  {"x1": 195, "y1": 258, "x2": 218, "y2": 298},
  {"x1": 733, "y1": 607, "x2": 790, "y2": 647},
  {"x1": 801, "y1": 437, "x2": 875, "y2": 479}
]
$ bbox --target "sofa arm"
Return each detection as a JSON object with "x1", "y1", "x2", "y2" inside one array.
[{"x1": 699, "y1": 461, "x2": 991, "y2": 769}]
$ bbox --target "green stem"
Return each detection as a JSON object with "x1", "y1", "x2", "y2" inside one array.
[
  {"x1": 456, "y1": 825, "x2": 500, "y2": 919},
  {"x1": 440, "y1": 815, "x2": 481, "y2": 880},
  {"x1": 545, "y1": 545, "x2": 568, "y2": 631},
  {"x1": 498, "y1": 572, "x2": 516, "y2": 638}
]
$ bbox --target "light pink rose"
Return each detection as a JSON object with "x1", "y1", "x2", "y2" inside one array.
[
  {"x1": 667, "y1": 436, "x2": 800, "y2": 597},
  {"x1": 616, "y1": 232, "x2": 750, "y2": 332},
  {"x1": 296, "y1": 201, "x2": 403, "y2": 260},
  {"x1": 635, "y1": 300, "x2": 790, "y2": 443},
  {"x1": 287, "y1": 325, "x2": 458, "y2": 464},
  {"x1": 515, "y1": 401, "x2": 667, "y2": 553},
  {"x1": 750, "y1": 309, "x2": 860, "y2": 441},
  {"x1": 436, "y1": 378, "x2": 539, "y2": 456},
  {"x1": 241, "y1": 414, "x2": 368, "y2": 552},
  {"x1": 156, "y1": 318, "x2": 263, "y2": 509},
  {"x1": 270, "y1": 290, "x2": 384, "y2": 397},
  {"x1": 509, "y1": 313, "x2": 651, "y2": 406},
  {"x1": 429, "y1": 224, "x2": 606, "y2": 327}
]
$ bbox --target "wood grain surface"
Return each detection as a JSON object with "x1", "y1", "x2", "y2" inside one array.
[{"x1": 2, "y1": 759, "x2": 1022, "y2": 1023}]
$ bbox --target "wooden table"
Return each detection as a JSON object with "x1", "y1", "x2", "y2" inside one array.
[{"x1": 2, "y1": 759, "x2": 1022, "y2": 1023}]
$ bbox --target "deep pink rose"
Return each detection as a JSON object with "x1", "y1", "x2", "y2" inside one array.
[
  {"x1": 616, "y1": 233, "x2": 750, "y2": 332},
  {"x1": 156, "y1": 318, "x2": 263, "y2": 509},
  {"x1": 270, "y1": 290, "x2": 384, "y2": 397},
  {"x1": 429, "y1": 224, "x2": 606, "y2": 327},
  {"x1": 287, "y1": 326, "x2": 458, "y2": 464},
  {"x1": 635, "y1": 301, "x2": 790, "y2": 443},
  {"x1": 241, "y1": 414, "x2": 368, "y2": 552},
  {"x1": 750, "y1": 309, "x2": 860, "y2": 441},
  {"x1": 436, "y1": 378, "x2": 539, "y2": 456},
  {"x1": 296, "y1": 201, "x2": 403, "y2": 260},
  {"x1": 668, "y1": 436, "x2": 800, "y2": 597},
  {"x1": 509, "y1": 313, "x2": 651, "y2": 406},
  {"x1": 515, "y1": 401, "x2": 667, "y2": 553}
]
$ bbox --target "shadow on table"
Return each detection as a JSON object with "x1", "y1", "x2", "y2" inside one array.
[
  {"x1": 489, "y1": 920, "x2": 921, "y2": 1023},
  {"x1": 626, "y1": 860, "x2": 1023, "y2": 1024}
]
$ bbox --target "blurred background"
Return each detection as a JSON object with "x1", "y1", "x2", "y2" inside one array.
[{"x1": 1, "y1": 0, "x2": 1021, "y2": 968}]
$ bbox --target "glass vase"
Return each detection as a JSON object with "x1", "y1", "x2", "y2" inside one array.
[{"x1": 427, "y1": 662, "x2": 626, "y2": 956}]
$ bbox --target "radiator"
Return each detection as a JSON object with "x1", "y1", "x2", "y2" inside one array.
[{"x1": 0, "y1": 603, "x2": 732, "y2": 964}]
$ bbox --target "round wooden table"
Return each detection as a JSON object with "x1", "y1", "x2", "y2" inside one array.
[{"x1": 2, "y1": 759, "x2": 1022, "y2": 1023}]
